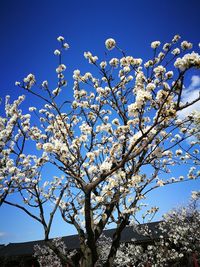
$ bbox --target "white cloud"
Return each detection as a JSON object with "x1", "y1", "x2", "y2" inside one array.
[
  {"x1": 178, "y1": 75, "x2": 200, "y2": 119},
  {"x1": 190, "y1": 75, "x2": 200, "y2": 88},
  {"x1": 0, "y1": 232, "x2": 7, "y2": 237}
]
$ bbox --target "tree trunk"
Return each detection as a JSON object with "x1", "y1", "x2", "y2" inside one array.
[
  {"x1": 103, "y1": 217, "x2": 128, "y2": 267},
  {"x1": 84, "y1": 192, "x2": 98, "y2": 265},
  {"x1": 46, "y1": 241, "x2": 75, "y2": 267},
  {"x1": 80, "y1": 247, "x2": 95, "y2": 267}
]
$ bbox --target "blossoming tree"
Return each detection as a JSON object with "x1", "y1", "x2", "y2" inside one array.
[
  {"x1": 114, "y1": 192, "x2": 200, "y2": 267},
  {"x1": 91, "y1": 191, "x2": 200, "y2": 267},
  {"x1": 0, "y1": 35, "x2": 200, "y2": 266}
]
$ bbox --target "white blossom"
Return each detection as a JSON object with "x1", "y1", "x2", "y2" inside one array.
[
  {"x1": 105, "y1": 38, "x2": 116, "y2": 50},
  {"x1": 151, "y1": 41, "x2": 161, "y2": 49},
  {"x1": 57, "y1": 36, "x2": 64, "y2": 42}
]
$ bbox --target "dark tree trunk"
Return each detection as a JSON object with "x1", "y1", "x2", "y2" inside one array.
[{"x1": 103, "y1": 217, "x2": 128, "y2": 267}]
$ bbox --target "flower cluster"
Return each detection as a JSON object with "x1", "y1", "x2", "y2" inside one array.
[
  {"x1": 84, "y1": 51, "x2": 98, "y2": 64},
  {"x1": 34, "y1": 238, "x2": 76, "y2": 267},
  {"x1": 174, "y1": 52, "x2": 200, "y2": 71},
  {"x1": 151, "y1": 40, "x2": 161, "y2": 49}
]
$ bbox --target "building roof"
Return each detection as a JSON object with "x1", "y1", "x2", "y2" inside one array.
[
  {"x1": 0, "y1": 245, "x2": 5, "y2": 250},
  {"x1": 0, "y1": 221, "x2": 161, "y2": 257}
]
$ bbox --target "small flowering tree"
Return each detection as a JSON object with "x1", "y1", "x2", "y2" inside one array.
[
  {"x1": 113, "y1": 191, "x2": 200, "y2": 267},
  {"x1": 34, "y1": 238, "x2": 77, "y2": 267},
  {"x1": 0, "y1": 35, "x2": 200, "y2": 266},
  {"x1": 152, "y1": 191, "x2": 200, "y2": 266}
]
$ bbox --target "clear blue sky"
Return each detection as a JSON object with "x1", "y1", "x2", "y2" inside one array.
[{"x1": 0, "y1": 0, "x2": 200, "y2": 244}]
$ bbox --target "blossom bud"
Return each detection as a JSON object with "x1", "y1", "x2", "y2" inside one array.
[{"x1": 57, "y1": 36, "x2": 64, "y2": 42}]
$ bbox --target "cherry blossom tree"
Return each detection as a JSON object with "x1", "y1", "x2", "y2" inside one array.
[
  {"x1": 0, "y1": 35, "x2": 200, "y2": 267},
  {"x1": 113, "y1": 191, "x2": 200, "y2": 267},
  {"x1": 151, "y1": 191, "x2": 200, "y2": 266}
]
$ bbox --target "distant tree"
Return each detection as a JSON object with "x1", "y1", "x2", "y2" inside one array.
[
  {"x1": 0, "y1": 35, "x2": 200, "y2": 266},
  {"x1": 111, "y1": 192, "x2": 200, "y2": 267},
  {"x1": 152, "y1": 191, "x2": 200, "y2": 266},
  {"x1": 34, "y1": 238, "x2": 76, "y2": 267}
]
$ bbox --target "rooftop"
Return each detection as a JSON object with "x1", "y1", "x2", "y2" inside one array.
[{"x1": 0, "y1": 221, "x2": 161, "y2": 257}]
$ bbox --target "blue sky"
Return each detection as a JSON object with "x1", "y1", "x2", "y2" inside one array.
[{"x1": 0, "y1": 0, "x2": 200, "y2": 244}]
